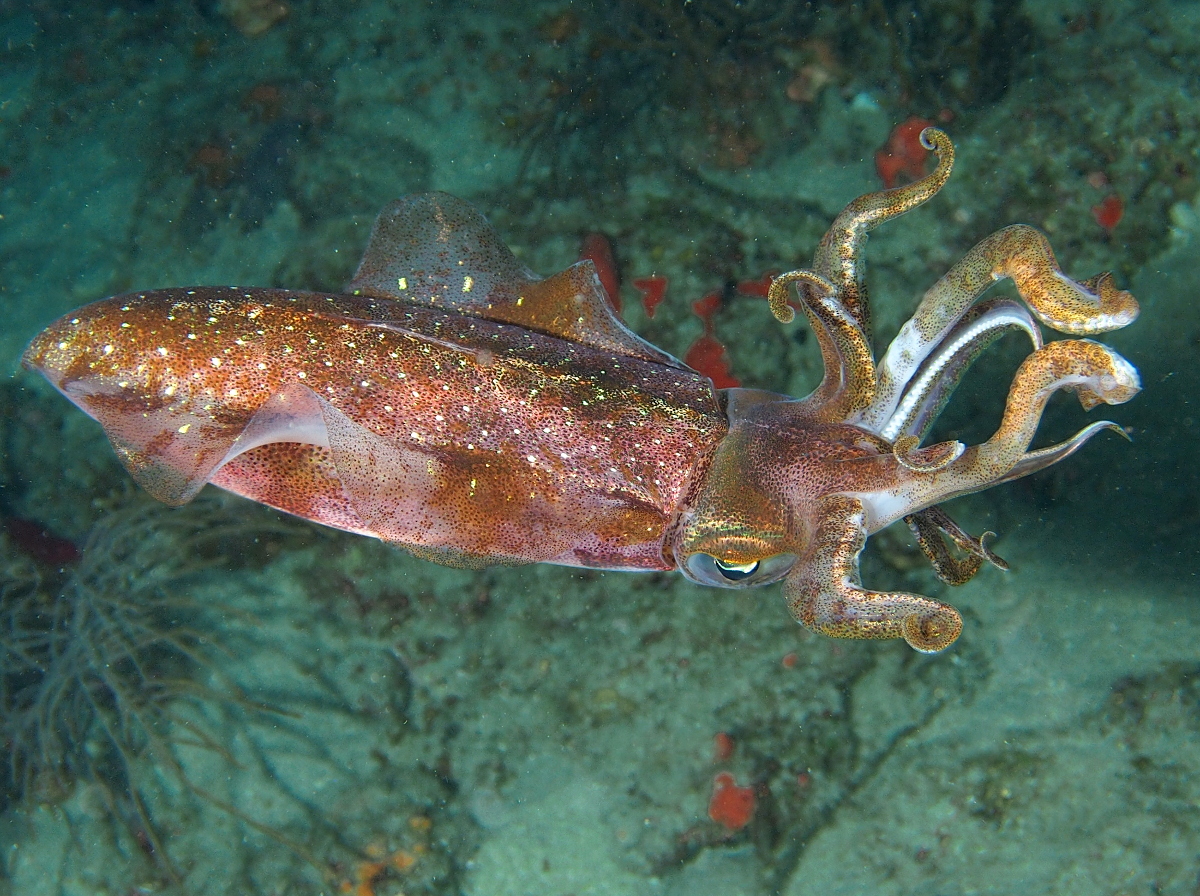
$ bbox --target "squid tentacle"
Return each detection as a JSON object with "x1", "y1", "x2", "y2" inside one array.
[
  {"x1": 870, "y1": 297, "x2": 1042, "y2": 441},
  {"x1": 892, "y1": 435, "x2": 963, "y2": 472},
  {"x1": 866, "y1": 224, "x2": 1139, "y2": 434},
  {"x1": 904, "y1": 504, "x2": 1008, "y2": 589},
  {"x1": 993, "y1": 419, "x2": 1130, "y2": 486},
  {"x1": 784, "y1": 494, "x2": 963, "y2": 652},
  {"x1": 886, "y1": 339, "x2": 1140, "y2": 520},
  {"x1": 768, "y1": 270, "x2": 876, "y2": 419},
  {"x1": 904, "y1": 510, "x2": 984, "y2": 587},
  {"x1": 812, "y1": 127, "x2": 955, "y2": 339},
  {"x1": 973, "y1": 339, "x2": 1139, "y2": 471}
]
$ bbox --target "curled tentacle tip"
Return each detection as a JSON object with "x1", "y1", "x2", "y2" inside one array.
[
  {"x1": 910, "y1": 128, "x2": 954, "y2": 189},
  {"x1": 1055, "y1": 341, "x2": 1141, "y2": 410},
  {"x1": 767, "y1": 270, "x2": 833, "y2": 325},
  {"x1": 1102, "y1": 279, "x2": 1140, "y2": 323},
  {"x1": 770, "y1": 303, "x2": 796, "y2": 325},
  {"x1": 919, "y1": 128, "x2": 954, "y2": 167},
  {"x1": 893, "y1": 436, "x2": 964, "y2": 472},
  {"x1": 978, "y1": 531, "x2": 1010, "y2": 571},
  {"x1": 1075, "y1": 344, "x2": 1141, "y2": 409},
  {"x1": 1050, "y1": 272, "x2": 1140, "y2": 335},
  {"x1": 919, "y1": 126, "x2": 945, "y2": 150},
  {"x1": 766, "y1": 281, "x2": 796, "y2": 322},
  {"x1": 902, "y1": 608, "x2": 963, "y2": 653}
]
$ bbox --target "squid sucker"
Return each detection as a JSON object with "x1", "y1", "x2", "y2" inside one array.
[{"x1": 24, "y1": 129, "x2": 1140, "y2": 652}]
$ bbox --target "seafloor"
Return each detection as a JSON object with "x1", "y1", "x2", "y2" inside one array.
[{"x1": 1, "y1": 1, "x2": 1198, "y2": 894}]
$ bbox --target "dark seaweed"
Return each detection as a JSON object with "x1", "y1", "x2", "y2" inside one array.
[
  {"x1": 0, "y1": 497, "x2": 294, "y2": 882},
  {"x1": 510, "y1": 0, "x2": 1037, "y2": 199},
  {"x1": 512, "y1": 0, "x2": 822, "y2": 196}
]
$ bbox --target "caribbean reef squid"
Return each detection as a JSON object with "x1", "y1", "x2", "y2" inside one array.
[{"x1": 24, "y1": 129, "x2": 1140, "y2": 652}]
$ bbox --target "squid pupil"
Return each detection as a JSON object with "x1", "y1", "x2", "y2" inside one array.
[{"x1": 714, "y1": 558, "x2": 759, "y2": 581}]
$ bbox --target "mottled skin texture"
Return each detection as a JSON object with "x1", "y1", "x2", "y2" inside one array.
[
  {"x1": 24, "y1": 130, "x2": 1141, "y2": 651},
  {"x1": 26, "y1": 287, "x2": 724, "y2": 570}
]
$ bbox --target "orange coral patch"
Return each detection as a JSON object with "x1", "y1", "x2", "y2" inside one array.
[
  {"x1": 708, "y1": 772, "x2": 756, "y2": 830},
  {"x1": 632, "y1": 275, "x2": 668, "y2": 319},
  {"x1": 875, "y1": 118, "x2": 935, "y2": 189}
]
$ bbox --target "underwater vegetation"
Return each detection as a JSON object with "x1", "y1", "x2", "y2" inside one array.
[
  {"x1": 509, "y1": 0, "x2": 1035, "y2": 196},
  {"x1": 512, "y1": 0, "x2": 821, "y2": 192},
  {"x1": 0, "y1": 494, "x2": 302, "y2": 883},
  {"x1": 0, "y1": 381, "x2": 456, "y2": 891},
  {"x1": 863, "y1": 0, "x2": 1034, "y2": 110},
  {"x1": 181, "y1": 79, "x2": 329, "y2": 234}
]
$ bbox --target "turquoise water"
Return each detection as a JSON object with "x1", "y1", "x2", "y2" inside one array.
[{"x1": 2, "y1": 1, "x2": 1198, "y2": 894}]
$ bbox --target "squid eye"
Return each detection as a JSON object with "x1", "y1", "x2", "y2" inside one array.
[
  {"x1": 714, "y1": 558, "x2": 759, "y2": 581},
  {"x1": 683, "y1": 552, "x2": 797, "y2": 588}
]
